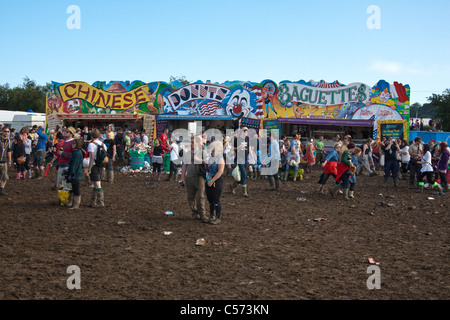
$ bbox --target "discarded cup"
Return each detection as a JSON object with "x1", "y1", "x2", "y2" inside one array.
[
  {"x1": 165, "y1": 211, "x2": 173, "y2": 215},
  {"x1": 163, "y1": 231, "x2": 173, "y2": 236}
]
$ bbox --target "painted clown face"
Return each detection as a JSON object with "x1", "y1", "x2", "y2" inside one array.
[
  {"x1": 225, "y1": 89, "x2": 253, "y2": 118},
  {"x1": 380, "y1": 89, "x2": 390, "y2": 103}
]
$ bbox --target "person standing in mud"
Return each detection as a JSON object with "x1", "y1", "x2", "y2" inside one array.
[
  {"x1": 88, "y1": 129, "x2": 107, "y2": 208},
  {"x1": 230, "y1": 127, "x2": 250, "y2": 197},
  {"x1": 381, "y1": 136, "x2": 400, "y2": 188},
  {"x1": 330, "y1": 142, "x2": 356, "y2": 200},
  {"x1": 205, "y1": 140, "x2": 225, "y2": 224},
  {"x1": 318, "y1": 142, "x2": 341, "y2": 194},
  {"x1": 181, "y1": 135, "x2": 208, "y2": 223},
  {"x1": 0, "y1": 126, "x2": 12, "y2": 195}
]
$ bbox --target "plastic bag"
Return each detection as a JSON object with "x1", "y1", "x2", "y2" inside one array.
[
  {"x1": 232, "y1": 166, "x2": 241, "y2": 181},
  {"x1": 57, "y1": 189, "x2": 71, "y2": 206}
]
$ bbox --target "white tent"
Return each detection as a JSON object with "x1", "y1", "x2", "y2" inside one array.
[{"x1": 0, "y1": 110, "x2": 46, "y2": 130}]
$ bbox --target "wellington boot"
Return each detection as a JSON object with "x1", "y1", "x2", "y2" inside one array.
[
  {"x1": 15, "y1": 173, "x2": 21, "y2": 180},
  {"x1": 275, "y1": 178, "x2": 280, "y2": 191},
  {"x1": 293, "y1": 170, "x2": 298, "y2": 181},
  {"x1": 348, "y1": 191, "x2": 354, "y2": 199},
  {"x1": 89, "y1": 189, "x2": 98, "y2": 207},
  {"x1": 319, "y1": 184, "x2": 325, "y2": 194},
  {"x1": 394, "y1": 178, "x2": 399, "y2": 188},
  {"x1": 230, "y1": 181, "x2": 239, "y2": 194},
  {"x1": 166, "y1": 172, "x2": 172, "y2": 181},
  {"x1": 68, "y1": 196, "x2": 81, "y2": 210},
  {"x1": 66, "y1": 193, "x2": 74, "y2": 208},
  {"x1": 417, "y1": 184, "x2": 424, "y2": 193},
  {"x1": 282, "y1": 171, "x2": 289, "y2": 181},
  {"x1": 343, "y1": 188, "x2": 350, "y2": 200},
  {"x1": 242, "y1": 184, "x2": 249, "y2": 197},
  {"x1": 268, "y1": 176, "x2": 275, "y2": 190},
  {"x1": 96, "y1": 190, "x2": 105, "y2": 208},
  {"x1": 109, "y1": 171, "x2": 114, "y2": 184}
]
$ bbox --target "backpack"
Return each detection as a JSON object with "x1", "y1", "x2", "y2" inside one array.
[{"x1": 95, "y1": 142, "x2": 108, "y2": 167}]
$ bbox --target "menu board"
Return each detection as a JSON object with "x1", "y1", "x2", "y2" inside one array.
[{"x1": 379, "y1": 121, "x2": 405, "y2": 140}]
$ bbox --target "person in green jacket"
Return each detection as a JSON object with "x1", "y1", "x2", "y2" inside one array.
[{"x1": 67, "y1": 138, "x2": 84, "y2": 209}]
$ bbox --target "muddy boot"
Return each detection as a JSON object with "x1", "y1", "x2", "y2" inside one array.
[
  {"x1": 242, "y1": 184, "x2": 249, "y2": 197},
  {"x1": 104, "y1": 170, "x2": 110, "y2": 183},
  {"x1": 268, "y1": 176, "x2": 275, "y2": 190},
  {"x1": 93, "y1": 189, "x2": 105, "y2": 208},
  {"x1": 329, "y1": 183, "x2": 341, "y2": 197},
  {"x1": 348, "y1": 190, "x2": 354, "y2": 199},
  {"x1": 36, "y1": 168, "x2": 43, "y2": 180},
  {"x1": 109, "y1": 170, "x2": 114, "y2": 184},
  {"x1": 166, "y1": 172, "x2": 172, "y2": 181},
  {"x1": 69, "y1": 195, "x2": 81, "y2": 210},
  {"x1": 66, "y1": 192, "x2": 74, "y2": 208},
  {"x1": 230, "y1": 181, "x2": 239, "y2": 194},
  {"x1": 27, "y1": 169, "x2": 32, "y2": 179},
  {"x1": 156, "y1": 172, "x2": 161, "y2": 181},
  {"x1": 343, "y1": 188, "x2": 350, "y2": 200},
  {"x1": 208, "y1": 202, "x2": 216, "y2": 224},
  {"x1": 211, "y1": 203, "x2": 222, "y2": 225},
  {"x1": 432, "y1": 182, "x2": 444, "y2": 193},
  {"x1": 89, "y1": 189, "x2": 98, "y2": 207},
  {"x1": 275, "y1": 177, "x2": 280, "y2": 191},
  {"x1": 15, "y1": 172, "x2": 21, "y2": 180},
  {"x1": 383, "y1": 176, "x2": 389, "y2": 187},
  {"x1": 319, "y1": 184, "x2": 325, "y2": 194},
  {"x1": 282, "y1": 170, "x2": 289, "y2": 181},
  {"x1": 85, "y1": 175, "x2": 92, "y2": 187},
  {"x1": 33, "y1": 168, "x2": 39, "y2": 179},
  {"x1": 293, "y1": 170, "x2": 298, "y2": 181},
  {"x1": 417, "y1": 182, "x2": 424, "y2": 193},
  {"x1": 394, "y1": 177, "x2": 399, "y2": 188}
]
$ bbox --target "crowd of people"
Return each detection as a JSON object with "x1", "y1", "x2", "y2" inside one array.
[{"x1": 0, "y1": 122, "x2": 448, "y2": 224}]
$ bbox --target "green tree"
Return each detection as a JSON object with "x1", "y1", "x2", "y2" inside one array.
[
  {"x1": 0, "y1": 77, "x2": 50, "y2": 113},
  {"x1": 428, "y1": 89, "x2": 450, "y2": 131}
]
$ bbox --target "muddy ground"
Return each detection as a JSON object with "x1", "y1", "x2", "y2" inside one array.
[{"x1": 0, "y1": 165, "x2": 448, "y2": 303}]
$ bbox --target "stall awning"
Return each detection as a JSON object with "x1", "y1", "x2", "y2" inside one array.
[
  {"x1": 277, "y1": 117, "x2": 374, "y2": 127},
  {"x1": 56, "y1": 113, "x2": 142, "y2": 120},
  {"x1": 157, "y1": 114, "x2": 235, "y2": 120}
]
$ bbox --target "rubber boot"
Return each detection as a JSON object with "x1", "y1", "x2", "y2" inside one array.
[
  {"x1": 394, "y1": 177, "x2": 399, "y2": 188},
  {"x1": 69, "y1": 196, "x2": 81, "y2": 210},
  {"x1": 22, "y1": 172, "x2": 26, "y2": 180},
  {"x1": 66, "y1": 192, "x2": 74, "y2": 208},
  {"x1": 293, "y1": 170, "x2": 298, "y2": 181},
  {"x1": 348, "y1": 190, "x2": 354, "y2": 199},
  {"x1": 275, "y1": 177, "x2": 280, "y2": 191},
  {"x1": 383, "y1": 176, "x2": 389, "y2": 187},
  {"x1": 230, "y1": 181, "x2": 239, "y2": 194},
  {"x1": 249, "y1": 171, "x2": 254, "y2": 180},
  {"x1": 166, "y1": 171, "x2": 172, "y2": 181},
  {"x1": 211, "y1": 203, "x2": 221, "y2": 225},
  {"x1": 319, "y1": 184, "x2": 325, "y2": 194},
  {"x1": 16, "y1": 172, "x2": 21, "y2": 180},
  {"x1": 89, "y1": 189, "x2": 98, "y2": 207},
  {"x1": 33, "y1": 168, "x2": 39, "y2": 179},
  {"x1": 208, "y1": 202, "x2": 216, "y2": 224},
  {"x1": 156, "y1": 172, "x2": 161, "y2": 181},
  {"x1": 268, "y1": 176, "x2": 275, "y2": 190},
  {"x1": 329, "y1": 183, "x2": 341, "y2": 197},
  {"x1": 104, "y1": 170, "x2": 110, "y2": 183},
  {"x1": 36, "y1": 168, "x2": 43, "y2": 180},
  {"x1": 109, "y1": 170, "x2": 114, "y2": 183},
  {"x1": 27, "y1": 169, "x2": 32, "y2": 179},
  {"x1": 242, "y1": 184, "x2": 249, "y2": 197},
  {"x1": 417, "y1": 182, "x2": 424, "y2": 193},
  {"x1": 432, "y1": 182, "x2": 443, "y2": 193},
  {"x1": 343, "y1": 188, "x2": 350, "y2": 200},
  {"x1": 93, "y1": 189, "x2": 105, "y2": 208},
  {"x1": 283, "y1": 170, "x2": 289, "y2": 181}
]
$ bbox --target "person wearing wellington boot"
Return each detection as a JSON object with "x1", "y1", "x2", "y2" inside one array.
[
  {"x1": 205, "y1": 141, "x2": 225, "y2": 224},
  {"x1": 67, "y1": 139, "x2": 84, "y2": 210},
  {"x1": 88, "y1": 129, "x2": 107, "y2": 208},
  {"x1": 331, "y1": 142, "x2": 357, "y2": 200}
]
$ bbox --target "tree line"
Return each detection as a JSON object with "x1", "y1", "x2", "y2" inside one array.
[
  {"x1": 0, "y1": 77, "x2": 50, "y2": 113},
  {"x1": 0, "y1": 77, "x2": 449, "y2": 131}
]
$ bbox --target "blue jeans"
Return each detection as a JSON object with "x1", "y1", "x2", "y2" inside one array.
[
  {"x1": 384, "y1": 160, "x2": 399, "y2": 179},
  {"x1": 238, "y1": 164, "x2": 248, "y2": 185},
  {"x1": 285, "y1": 164, "x2": 299, "y2": 171}
]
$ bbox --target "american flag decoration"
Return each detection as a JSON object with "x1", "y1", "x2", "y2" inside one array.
[
  {"x1": 191, "y1": 85, "x2": 198, "y2": 97},
  {"x1": 200, "y1": 86, "x2": 208, "y2": 97},
  {"x1": 199, "y1": 101, "x2": 220, "y2": 115},
  {"x1": 252, "y1": 87, "x2": 264, "y2": 119}
]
